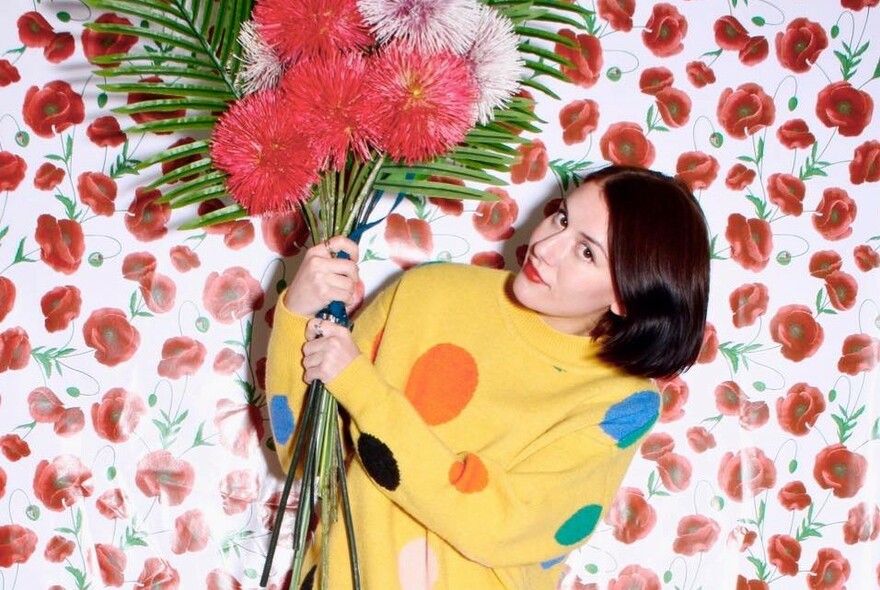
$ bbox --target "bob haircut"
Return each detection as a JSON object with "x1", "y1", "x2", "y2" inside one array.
[{"x1": 583, "y1": 165, "x2": 710, "y2": 379}]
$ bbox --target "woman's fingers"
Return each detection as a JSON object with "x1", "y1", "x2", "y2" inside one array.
[{"x1": 301, "y1": 321, "x2": 360, "y2": 383}]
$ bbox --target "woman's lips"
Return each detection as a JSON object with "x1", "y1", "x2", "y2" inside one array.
[{"x1": 521, "y1": 258, "x2": 545, "y2": 285}]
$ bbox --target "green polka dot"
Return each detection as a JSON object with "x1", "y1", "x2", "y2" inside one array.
[{"x1": 554, "y1": 504, "x2": 602, "y2": 546}]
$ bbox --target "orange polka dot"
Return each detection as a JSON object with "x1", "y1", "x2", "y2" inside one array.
[
  {"x1": 370, "y1": 328, "x2": 384, "y2": 362},
  {"x1": 404, "y1": 343, "x2": 478, "y2": 425},
  {"x1": 449, "y1": 453, "x2": 488, "y2": 493}
]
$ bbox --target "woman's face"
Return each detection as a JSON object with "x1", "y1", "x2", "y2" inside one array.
[{"x1": 512, "y1": 181, "x2": 622, "y2": 336}]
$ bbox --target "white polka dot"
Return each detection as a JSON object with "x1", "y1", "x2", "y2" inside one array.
[{"x1": 397, "y1": 538, "x2": 439, "y2": 590}]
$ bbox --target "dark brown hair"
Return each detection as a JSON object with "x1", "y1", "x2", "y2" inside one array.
[{"x1": 585, "y1": 165, "x2": 710, "y2": 379}]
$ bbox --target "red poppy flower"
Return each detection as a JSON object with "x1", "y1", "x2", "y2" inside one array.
[
  {"x1": 725, "y1": 163, "x2": 756, "y2": 190},
  {"x1": 813, "y1": 443, "x2": 867, "y2": 498},
  {"x1": 43, "y1": 32, "x2": 75, "y2": 64},
  {"x1": 815, "y1": 81, "x2": 874, "y2": 137},
  {"x1": 34, "y1": 162, "x2": 65, "y2": 190},
  {"x1": 207, "y1": 569, "x2": 243, "y2": 590},
  {"x1": 0, "y1": 277, "x2": 14, "y2": 323},
  {"x1": 86, "y1": 115, "x2": 126, "y2": 148},
  {"x1": 766, "y1": 172, "x2": 805, "y2": 215},
  {"x1": 213, "y1": 348, "x2": 245, "y2": 375},
  {"x1": 812, "y1": 187, "x2": 857, "y2": 241},
  {"x1": 841, "y1": 0, "x2": 880, "y2": 9},
  {"x1": 0, "y1": 151, "x2": 27, "y2": 192},
  {"x1": 22, "y1": 80, "x2": 85, "y2": 138},
  {"x1": 604, "y1": 487, "x2": 656, "y2": 543},
  {"x1": 95, "y1": 543, "x2": 126, "y2": 587},
  {"x1": 776, "y1": 119, "x2": 815, "y2": 149},
  {"x1": 657, "y1": 375, "x2": 688, "y2": 423},
  {"x1": 220, "y1": 469, "x2": 260, "y2": 515},
  {"x1": 169, "y1": 245, "x2": 201, "y2": 272},
  {"x1": 135, "y1": 450, "x2": 195, "y2": 506},
  {"x1": 685, "y1": 426, "x2": 716, "y2": 453},
  {"x1": 140, "y1": 273, "x2": 177, "y2": 313},
  {"x1": 597, "y1": 0, "x2": 634, "y2": 31},
  {"x1": 849, "y1": 140, "x2": 880, "y2": 184},
  {"x1": 77, "y1": 171, "x2": 118, "y2": 216},
  {"x1": 685, "y1": 61, "x2": 715, "y2": 88},
  {"x1": 738, "y1": 35, "x2": 768, "y2": 66},
  {"x1": 96, "y1": 488, "x2": 129, "y2": 520},
  {"x1": 599, "y1": 122, "x2": 655, "y2": 168},
  {"x1": 260, "y1": 211, "x2": 310, "y2": 257},
  {"x1": 126, "y1": 76, "x2": 185, "y2": 133},
  {"x1": 837, "y1": 333, "x2": 880, "y2": 376},
  {"x1": 28, "y1": 386, "x2": 65, "y2": 423},
  {"x1": 122, "y1": 252, "x2": 157, "y2": 283},
  {"x1": 642, "y1": 3, "x2": 687, "y2": 57},
  {"x1": 776, "y1": 17, "x2": 828, "y2": 73},
  {"x1": 54, "y1": 407, "x2": 85, "y2": 437},
  {"x1": 0, "y1": 434, "x2": 29, "y2": 461},
  {"x1": 729, "y1": 282, "x2": 769, "y2": 328},
  {"x1": 126, "y1": 187, "x2": 171, "y2": 241},
  {"x1": 171, "y1": 509, "x2": 211, "y2": 554},
  {"x1": 510, "y1": 139, "x2": 549, "y2": 183},
  {"x1": 0, "y1": 326, "x2": 30, "y2": 372},
  {"x1": 768, "y1": 534, "x2": 801, "y2": 576},
  {"x1": 807, "y1": 547, "x2": 851, "y2": 590},
  {"x1": 672, "y1": 514, "x2": 719, "y2": 555},
  {"x1": 384, "y1": 213, "x2": 434, "y2": 270},
  {"x1": 725, "y1": 214, "x2": 772, "y2": 271},
  {"x1": 769, "y1": 304, "x2": 824, "y2": 361},
  {"x1": 657, "y1": 452, "x2": 692, "y2": 492},
  {"x1": 0, "y1": 525, "x2": 38, "y2": 567},
  {"x1": 473, "y1": 188, "x2": 518, "y2": 242},
  {"x1": 35, "y1": 214, "x2": 84, "y2": 274},
  {"x1": 824, "y1": 270, "x2": 858, "y2": 310},
  {"x1": 655, "y1": 87, "x2": 692, "y2": 128},
  {"x1": 777, "y1": 480, "x2": 811, "y2": 511},
  {"x1": 91, "y1": 388, "x2": 147, "y2": 443},
  {"x1": 135, "y1": 558, "x2": 181, "y2": 590},
  {"x1": 717, "y1": 446, "x2": 776, "y2": 502},
  {"x1": 555, "y1": 29, "x2": 603, "y2": 88},
  {"x1": 0, "y1": 467, "x2": 5, "y2": 499},
  {"x1": 809, "y1": 250, "x2": 843, "y2": 279},
  {"x1": 44, "y1": 535, "x2": 75, "y2": 563},
  {"x1": 33, "y1": 454, "x2": 94, "y2": 511},
  {"x1": 638, "y1": 66, "x2": 674, "y2": 96},
  {"x1": 697, "y1": 322, "x2": 718, "y2": 363},
  {"x1": 0, "y1": 59, "x2": 20, "y2": 87},
  {"x1": 639, "y1": 432, "x2": 674, "y2": 461},
  {"x1": 428, "y1": 183, "x2": 465, "y2": 216},
  {"x1": 17, "y1": 11, "x2": 54, "y2": 48},
  {"x1": 82, "y1": 13, "x2": 138, "y2": 67},
  {"x1": 717, "y1": 83, "x2": 776, "y2": 140},
  {"x1": 203, "y1": 266, "x2": 264, "y2": 324},
  {"x1": 160, "y1": 137, "x2": 203, "y2": 183},
  {"x1": 82, "y1": 307, "x2": 140, "y2": 366},
  {"x1": 470, "y1": 251, "x2": 505, "y2": 269},
  {"x1": 843, "y1": 502, "x2": 880, "y2": 544},
  {"x1": 738, "y1": 399, "x2": 769, "y2": 430},
  {"x1": 714, "y1": 15, "x2": 749, "y2": 50},
  {"x1": 675, "y1": 151, "x2": 718, "y2": 190},
  {"x1": 728, "y1": 526, "x2": 757, "y2": 552},
  {"x1": 559, "y1": 99, "x2": 599, "y2": 145},
  {"x1": 221, "y1": 220, "x2": 255, "y2": 250},
  {"x1": 158, "y1": 336, "x2": 206, "y2": 379},
  {"x1": 214, "y1": 399, "x2": 264, "y2": 459}
]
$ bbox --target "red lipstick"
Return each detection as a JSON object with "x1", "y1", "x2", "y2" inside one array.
[{"x1": 521, "y1": 258, "x2": 545, "y2": 284}]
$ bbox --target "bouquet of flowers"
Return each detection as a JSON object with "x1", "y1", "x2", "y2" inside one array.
[{"x1": 83, "y1": 0, "x2": 591, "y2": 586}]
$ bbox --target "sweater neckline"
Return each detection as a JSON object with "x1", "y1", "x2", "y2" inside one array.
[{"x1": 497, "y1": 272, "x2": 601, "y2": 368}]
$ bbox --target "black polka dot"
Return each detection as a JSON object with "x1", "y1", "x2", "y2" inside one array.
[
  {"x1": 357, "y1": 433, "x2": 400, "y2": 491},
  {"x1": 299, "y1": 566, "x2": 316, "y2": 590}
]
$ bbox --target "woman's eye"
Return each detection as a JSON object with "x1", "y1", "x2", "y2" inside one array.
[
  {"x1": 555, "y1": 210, "x2": 568, "y2": 227},
  {"x1": 581, "y1": 245, "x2": 594, "y2": 261}
]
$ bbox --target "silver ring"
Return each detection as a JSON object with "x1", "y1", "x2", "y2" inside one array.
[{"x1": 314, "y1": 319, "x2": 324, "y2": 338}]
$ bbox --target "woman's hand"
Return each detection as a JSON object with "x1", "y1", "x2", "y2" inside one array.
[
  {"x1": 283, "y1": 236, "x2": 361, "y2": 318},
  {"x1": 302, "y1": 317, "x2": 360, "y2": 384}
]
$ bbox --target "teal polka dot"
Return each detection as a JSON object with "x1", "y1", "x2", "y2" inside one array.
[
  {"x1": 554, "y1": 504, "x2": 602, "y2": 546},
  {"x1": 600, "y1": 390, "x2": 660, "y2": 448},
  {"x1": 270, "y1": 395, "x2": 294, "y2": 445}
]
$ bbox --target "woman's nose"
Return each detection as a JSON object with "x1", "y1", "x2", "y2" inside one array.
[{"x1": 532, "y1": 230, "x2": 566, "y2": 264}]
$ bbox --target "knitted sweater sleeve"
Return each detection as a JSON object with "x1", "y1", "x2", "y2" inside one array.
[{"x1": 327, "y1": 308, "x2": 655, "y2": 568}]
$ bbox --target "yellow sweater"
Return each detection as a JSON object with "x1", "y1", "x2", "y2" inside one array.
[{"x1": 267, "y1": 263, "x2": 659, "y2": 590}]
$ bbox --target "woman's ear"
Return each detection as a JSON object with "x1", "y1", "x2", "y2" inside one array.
[{"x1": 610, "y1": 298, "x2": 625, "y2": 318}]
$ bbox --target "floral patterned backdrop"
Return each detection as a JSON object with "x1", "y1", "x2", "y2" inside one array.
[{"x1": 0, "y1": 1, "x2": 878, "y2": 589}]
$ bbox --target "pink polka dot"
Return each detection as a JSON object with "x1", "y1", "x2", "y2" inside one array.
[{"x1": 398, "y1": 538, "x2": 439, "y2": 589}]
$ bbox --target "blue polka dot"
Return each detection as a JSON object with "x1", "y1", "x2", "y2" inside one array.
[
  {"x1": 270, "y1": 395, "x2": 294, "y2": 445},
  {"x1": 541, "y1": 555, "x2": 566, "y2": 569},
  {"x1": 600, "y1": 390, "x2": 660, "y2": 448},
  {"x1": 555, "y1": 504, "x2": 602, "y2": 546}
]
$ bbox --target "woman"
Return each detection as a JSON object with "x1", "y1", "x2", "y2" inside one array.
[{"x1": 266, "y1": 165, "x2": 711, "y2": 589}]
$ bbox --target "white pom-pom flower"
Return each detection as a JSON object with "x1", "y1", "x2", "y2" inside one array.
[
  {"x1": 237, "y1": 20, "x2": 285, "y2": 94},
  {"x1": 466, "y1": 6, "x2": 525, "y2": 124},
  {"x1": 356, "y1": 0, "x2": 481, "y2": 54}
]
